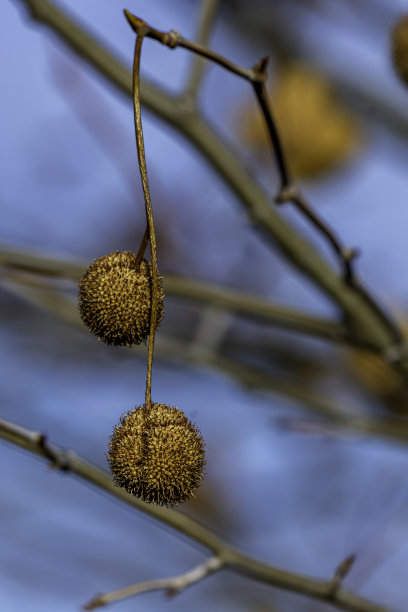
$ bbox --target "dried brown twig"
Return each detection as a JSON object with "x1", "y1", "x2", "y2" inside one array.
[
  {"x1": 124, "y1": 11, "x2": 358, "y2": 285},
  {"x1": 129, "y1": 31, "x2": 159, "y2": 408},
  {"x1": 0, "y1": 417, "x2": 393, "y2": 612}
]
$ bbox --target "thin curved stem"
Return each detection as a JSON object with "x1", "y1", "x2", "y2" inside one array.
[
  {"x1": 130, "y1": 33, "x2": 159, "y2": 409},
  {"x1": 134, "y1": 227, "x2": 149, "y2": 271}
]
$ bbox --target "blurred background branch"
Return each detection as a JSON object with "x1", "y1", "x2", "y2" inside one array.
[
  {"x1": 84, "y1": 556, "x2": 223, "y2": 609},
  {"x1": 2, "y1": 252, "x2": 408, "y2": 448},
  {"x1": 0, "y1": 417, "x2": 394, "y2": 612}
]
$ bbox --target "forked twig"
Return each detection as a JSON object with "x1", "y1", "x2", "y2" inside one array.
[
  {"x1": 124, "y1": 11, "x2": 357, "y2": 285},
  {"x1": 83, "y1": 556, "x2": 223, "y2": 609}
]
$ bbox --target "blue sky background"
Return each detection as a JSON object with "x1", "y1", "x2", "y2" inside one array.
[{"x1": 2, "y1": 1, "x2": 408, "y2": 611}]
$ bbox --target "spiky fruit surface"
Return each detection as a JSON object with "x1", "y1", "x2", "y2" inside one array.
[
  {"x1": 78, "y1": 251, "x2": 164, "y2": 346},
  {"x1": 392, "y1": 15, "x2": 408, "y2": 86},
  {"x1": 107, "y1": 403, "x2": 206, "y2": 506}
]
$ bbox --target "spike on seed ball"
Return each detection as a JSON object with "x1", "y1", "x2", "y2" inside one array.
[
  {"x1": 391, "y1": 14, "x2": 408, "y2": 86},
  {"x1": 106, "y1": 403, "x2": 206, "y2": 506},
  {"x1": 78, "y1": 251, "x2": 164, "y2": 346}
]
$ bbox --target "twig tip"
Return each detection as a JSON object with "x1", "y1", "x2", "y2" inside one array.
[{"x1": 123, "y1": 9, "x2": 145, "y2": 33}]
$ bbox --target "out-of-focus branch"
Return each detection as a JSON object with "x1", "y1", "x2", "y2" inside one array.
[
  {"x1": 184, "y1": 0, "x2": 220, "y2": 101},
  {"x1": 0, "y1": 246, "x2": 350, "y2": 344},
  {"x1": 3, "y1": 269, "x2": 408, "y2": 448},
  {"x1": 0, "y1": 417, "x2": 393, "y2": 612},
  {"x1": 10, "y1": 0, "x2": 408, "y2": 377},
  {"x1": 83, "y1": 556, "x2": 223, "y2": 610}
]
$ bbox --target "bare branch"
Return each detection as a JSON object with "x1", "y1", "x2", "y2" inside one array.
[
  {"x1": 83, "y1": 556, "x2": 223, "y2": 610},
  {"x1": 124, "y1": 10, "x2": 358, "y2": 284},
  {"x1": 0, "y1": 246, "x2": 350, "y2": 345},
  {"x1": 0, "y1": 417, "x2": 394, "y2": 612},
  {"x1": 123, "y1": 11, "x2": 258, "y2": 83}
]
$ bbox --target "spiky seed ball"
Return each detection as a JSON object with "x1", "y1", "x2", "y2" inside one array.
[
  {"x1": 391, "y1": 15, "x2": 408, "y2": 86},
  {"x1": 106, "y1": 403, "x2": 206, "y2": 506},
  {"x1": 78, "y1": 251, "x2": 164, "y2": 346}
]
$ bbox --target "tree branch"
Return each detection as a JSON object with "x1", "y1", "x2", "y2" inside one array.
[
  {"x1": 0, "y1": 246, "x2": 350, "y2": 344},
  {"x1": 0, "y1": 417, "x2": 393, "y2": 612},
  {"x1": 83, "y1": 556, "x2": 223, "y2": 609}
]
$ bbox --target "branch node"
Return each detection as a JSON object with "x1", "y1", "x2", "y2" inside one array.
[
  {"x1": 275, "y1": 184, "x2": 299, "y2": 204},
  {"x1": 253, "y1": 56, "x2": 269, "y2": 81},
  {"x1": 328, "y1": 554, "x2": 356, "y2": 597},
  {"x1": 166, "y1": 29, "x2": 181, "y2": 49}
]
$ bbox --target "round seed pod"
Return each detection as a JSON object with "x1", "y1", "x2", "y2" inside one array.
[
  {"x1": 107, "y1": 403, "x2": 206, "y2": 506},
  {"x1": 392, "y1": 15, "x2": 408, "y2": 86},
  {"x1": 78, "y1": 251, "x2": 164, "y2": 346}
]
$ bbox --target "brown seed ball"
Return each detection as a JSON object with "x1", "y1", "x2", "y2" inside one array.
[
  {"x1": 392, "y1": 15, "x2": 408, "y2": 86},
  {"x1": 106, "y1": 403, "x2": 206, "y2": 506},
  {"x1": 78, "y1": 251, "x2": 164, "y2": 346}
]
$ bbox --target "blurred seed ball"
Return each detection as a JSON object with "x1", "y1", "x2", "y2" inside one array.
[
  {"x1": 107, "y1": 403, "x2": 206, "y2": 506},
  {"x1": 391, "y1": 15, "x2": 408, "y2": 86},
  {"x1": 78, "y1": 251, "x2": 164, "y2": 346},
  {"x1": 239, "y1": 63, "x2": 359, "y2": 180}
]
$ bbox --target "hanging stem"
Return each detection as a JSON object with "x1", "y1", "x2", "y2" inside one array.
[
  {"x1": 131, "y1": 33, "x2": 159, "y2": 409},
  {"x1": 134, "y1": 227, "x2": 149, "y2": 271}
]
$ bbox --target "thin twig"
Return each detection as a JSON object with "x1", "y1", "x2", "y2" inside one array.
[
  {"x1": 83, "y1": 556, "x2": 223, "y2": 609},
  {"x1": 251, "y1": 58, "x2": 292, "y2": 192},
  {"x1": 277, "y1": 187, "x2": 359, "y2": 284},
  {"x1": 251, "y1": 65, "x2": 358, "y2": 284},
  {"x1": 184, "y1": 0, "x2": 220, "y2": 101},
  {"x1": 130, "y1": 32, "x2": 159, "y2": 409},
  {"x1": 124, "y1": 11, "x2": 260, "y2": 83},
  {"x1": 0, "y1": 417, "x2": 393, "y2": 612},
  {"x1": 134, "y1": 227, "x2": 149, "y2": 271},
  {"x1": 124, "y1": 10, "x2": 358, "y2": 284}
]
